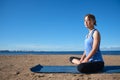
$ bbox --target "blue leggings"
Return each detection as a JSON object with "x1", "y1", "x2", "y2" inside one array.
[{"x1": 69, "y1": 57, "x2": 104, "y2": 73}]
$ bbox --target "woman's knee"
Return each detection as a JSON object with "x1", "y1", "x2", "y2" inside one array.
[
  {"x1": 77, "y1": 63, "x2": 87, "y2": 73},
  {"x1": 77, "y1": 62, "x2": 104, "y2": 73}
]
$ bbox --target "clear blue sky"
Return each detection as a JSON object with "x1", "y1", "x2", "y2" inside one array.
[{"x1": 0, "y1": 0, "x2": 120, "y2": 51}]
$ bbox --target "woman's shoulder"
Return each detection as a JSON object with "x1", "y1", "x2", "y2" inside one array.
[
  {"x1": 94, "y1": 29, "x2": 100, "y2": 34},
  {"x1": 93, "y1": 29, "x2": 100, "y2": 37}
]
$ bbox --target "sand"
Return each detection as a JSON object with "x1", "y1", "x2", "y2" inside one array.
[{"x1": 0, "y1": 55, "x2": 120, "y2": 80}]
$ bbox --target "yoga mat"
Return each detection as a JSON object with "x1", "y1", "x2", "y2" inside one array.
[
  {"x1": 30, "y1": 64, "x2": 79, "y2": 73},
  {"x1": 30, "y1": 64, "x2": 120, "y2": 73}
]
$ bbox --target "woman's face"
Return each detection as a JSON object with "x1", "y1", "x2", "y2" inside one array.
[{"x1": 84, "y1": 16, "x2": 94, "y2": 29}]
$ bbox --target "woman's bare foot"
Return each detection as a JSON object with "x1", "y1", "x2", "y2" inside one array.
[
  {"x1": 72, "y1": 59, "x2": 81, "y2": 65},
  {"x1": 69, "y1": 57, "x2": 81, "y2": 65}
]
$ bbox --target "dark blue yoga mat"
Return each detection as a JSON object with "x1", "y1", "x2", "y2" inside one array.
[
  {"x1": 30, "y1": 64, "x2": 120, "y2": 73},
  {"x1": 30, "y1": 64, "x2": 79, "y2": 73}
]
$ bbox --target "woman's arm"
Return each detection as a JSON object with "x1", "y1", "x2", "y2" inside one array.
[
  {"x1": 71, "y1": 51, "x2": 86, "y2": 64},
  {"x1": 80, "y1": 51, "x2": 86, "y2": 63},
  {"x1": 82, "y1": 30, "x2": 100, "y2": 63}
]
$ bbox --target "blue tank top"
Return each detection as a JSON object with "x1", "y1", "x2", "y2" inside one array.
[{"x1": 84, "y1": 29, "x2": 104, "y2": 62}]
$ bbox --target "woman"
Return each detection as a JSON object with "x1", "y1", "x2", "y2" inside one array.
[{"x1": 69, "y1": 14, "x2": 104, "y2": 73}]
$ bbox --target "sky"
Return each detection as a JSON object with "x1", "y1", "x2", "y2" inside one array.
[{"x1": 0, "y1": 0, "x2": 120, "y2": 51}]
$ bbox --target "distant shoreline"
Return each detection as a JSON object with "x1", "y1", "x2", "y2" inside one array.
[{"x1": 0, "y1": 50, "x2": 120, "y2": 55}]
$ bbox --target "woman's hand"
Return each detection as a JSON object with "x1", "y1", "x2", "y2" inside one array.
[
  {"x1": 79, "y1": 58, "x2": 84, "y2": 63},
  {"x1": 82, "y1": 58, "x2": 89, "y2": 63}
]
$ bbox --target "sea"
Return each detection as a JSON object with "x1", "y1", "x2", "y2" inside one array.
[{"x1": 0, "y1": 50, "x2": 120, "y2": 55}]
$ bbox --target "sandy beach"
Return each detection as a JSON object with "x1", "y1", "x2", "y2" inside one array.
[{"x1": 0, "y1": 55, "x2": 120, "y2": 80}]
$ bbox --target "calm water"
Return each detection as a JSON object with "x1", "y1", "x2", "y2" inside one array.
[{"x1": 0, "y1": 51, "x2": 120, "y2": 55}]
